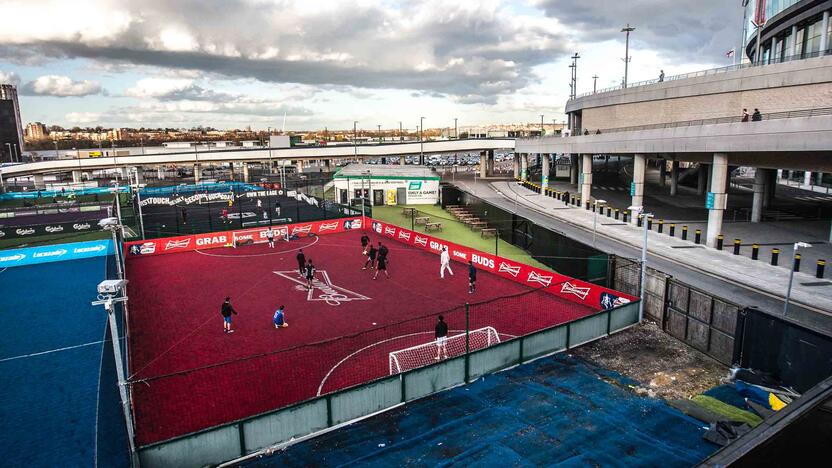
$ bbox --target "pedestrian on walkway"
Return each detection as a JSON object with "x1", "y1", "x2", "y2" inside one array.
[
  {"x1": 658, "y1": 70, "x2": 665, "y2": 82},
  {"x1": 741, "y1": 108, "x2": 750, "y2": 122},
  {"x1": 752, "y1": 109, "x2": 762, "y2": 121}
]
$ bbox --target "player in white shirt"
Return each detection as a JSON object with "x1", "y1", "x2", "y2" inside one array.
[
  {"x1": 266, "y1": 227, "x2": 275, "y2": 248},
  {"x1": 439, "y1": 246, "x2": 453, "y2": 278}
]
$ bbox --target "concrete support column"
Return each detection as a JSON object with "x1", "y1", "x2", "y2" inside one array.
[
  {"x1": 513, "y1": 153, "x2": 520, "y2": 178},
  {"x1": 697, "y1": 163, "x2": 708, "y2": 195},
  {"x1": 71, "y1": 170, "x2": 82, "y2": 184},
  {"x1": 243, "y1": 162, "x2": 251, "y2": 182},
  {"x1": 541, "y1": 153, "x2": 550, "y2": 188},
  {"x1": 581, "y1": 154, "x2": 593, "y2": 207},
  {"x1": 297, "y1": 159, "x2": 305, "y2": 173},
  {"x1": 488, "y1": 150, "x2": 495, "y2": 176},
  {"x1": 156, "y1": 166, "x2": 165, "y2": 180},
  {"x1": 706, "y1": 153, "x2": 728, "y2": 247},
  {"x1": 670, "y1": 160, "x2": 679, "y2": 196},
  {"x1": 659, "y1": 159, "x2": 667, "y2": 187},
  {"x1": 480, "y1": 151, "x2": 488, "y2": 178},
  {"x1": 631, "y1": 154, "x2": 646, "y2": 223},
  {"x1": 820, "y1": 10, "x2": 830, "y2": 57},
  {"x1": 751, "y1": 168, "x2": 766, "y2": 223},
  {"x1": 764, "y1": 169, "x2": 776, "y2": 208},
  {"x1": 399, "y1": 155, "x2": 406, "y2": 165},
  {"x1": 520, "y1": 153, "x2": 528, "y2": 180},
  {"x1": 132, "y1": 167, "x2": 143, "y2": 184},
  {"x1": 569, "y1": 154, "x2": 578, "y2": 185},
  {"x1": 193, "y1": 164, "x2": 202, "y2": 183},
  {"x1": 817, "y1": 172, "x2": 824, "y2": 186},
  {"x1": 804, "y1": 171, "x2": 813, "y2": 186},
  {"x1": 33, "y1": 174, "x2": 45, "y2": 189}
]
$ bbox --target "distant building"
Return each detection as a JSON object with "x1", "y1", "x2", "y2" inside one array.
[
  {"x1": 25, "y1": 122, "x2": 48, "y2": 140},
  {"x1": 0, "y1": 84, "x2": 24, "y2": 162}
]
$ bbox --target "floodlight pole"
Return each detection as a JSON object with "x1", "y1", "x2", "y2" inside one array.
[
  {"x1": 629, "y1": 205, "x2": 650, "y2": 323},
  {"x1": 622, "y1": 24, "x2": 636, "y2": 88}
]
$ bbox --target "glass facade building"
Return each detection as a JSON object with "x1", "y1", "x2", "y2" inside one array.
[{"x1": 744, "y1": 0, "x2": 831, "y2": 63}]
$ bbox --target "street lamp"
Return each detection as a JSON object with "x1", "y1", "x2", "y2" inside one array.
[
  {"x1": 353, "y1": 121, "x2": 358, "y2": 159},
  {"x1": 540, "y1": 115, "x2": 545, "y2": 137},
  {"x1": 377, "y1": 124, "x2": 382, "y2": 144},
  {"x1": 629, "y1": 205, "x2": 652, "y2": 322},
  {"x1": 784, "y1": 242, "x2": 812, "y2": 315},
  {"x1": 454, "y1": 118, "x2": 458, "y2": 139},
  {"x1": 420, "y1": 116, "x2": 425, "y2": 165},
  {"x1": 593, "y1": 199, "x2": 607, "y2": 247}
]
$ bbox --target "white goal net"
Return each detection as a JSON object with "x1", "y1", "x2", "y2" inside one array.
[
  {"x1": 388, "y1": 326, "x2": 501, "y2": 375},
  {"x1": 232, "y1": 226, "x2": 289, "y2": 247}
]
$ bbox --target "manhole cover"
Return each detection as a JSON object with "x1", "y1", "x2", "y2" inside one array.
[{"x1": 800, "y1": 281, "x2": 832, "y2": 287}]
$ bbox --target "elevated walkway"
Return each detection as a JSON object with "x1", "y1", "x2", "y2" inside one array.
[{"x1": 456, "y1": 179, "x2": 832, "y2": 334}]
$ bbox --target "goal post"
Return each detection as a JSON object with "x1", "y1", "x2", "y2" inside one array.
[
  {"x1": 231, "y1": 226, "x2": 289, "y2": 247},
  {"x1": 388, "y1": 326, "x2": 501, "y2": 375}
]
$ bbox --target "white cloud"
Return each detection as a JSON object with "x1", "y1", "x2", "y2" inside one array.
[
  {"x1": 0, "y1": 71, "x2": 21, "y2": 86},
  {"x1": 65, "y1": 111, "x2": 102, "y2": 124},
  {"x1": 22, "y1": 75, "x2": 103, "y2": 97}
]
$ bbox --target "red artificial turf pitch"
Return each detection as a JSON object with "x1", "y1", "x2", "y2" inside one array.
[{"x1": 126, "y1": 230, "x2": 597, "y2": 445}]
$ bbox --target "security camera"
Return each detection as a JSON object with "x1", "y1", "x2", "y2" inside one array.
[
  {"x1": 98, "y1": 217, "x2": 119, "y2": 228},
  {"x1": 97, "y1": 279, "x2": 127, "y2": 295}
]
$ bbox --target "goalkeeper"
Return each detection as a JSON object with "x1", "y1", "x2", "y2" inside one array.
[{"x1": 434, "y1": 315, "x2": 449, "y2": 360}]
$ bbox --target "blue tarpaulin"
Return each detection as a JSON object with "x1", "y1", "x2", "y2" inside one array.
[{"x1": 246, "y1": 354, "x2": 717, "y2": 467}]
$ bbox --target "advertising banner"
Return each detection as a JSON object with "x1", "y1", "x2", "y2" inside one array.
[
  {"x1": 0, "y1": 239, "x2": 114, "y2": 268},
  {"x1": 367, "y1": 219, "x2": 637, "y2": 311},
  {"x1": 124, "y1": 217, "x2": 364, "y2": 258},
  {"x1": 0, "y1": 220, "x2": 98, "y2": 239}
]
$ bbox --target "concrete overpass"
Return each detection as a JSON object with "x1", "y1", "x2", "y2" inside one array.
[
  {"x1": 515, "y1": 114, "x2": 832, "y2": 249},
  {"x1": 0, "y1": 138, "x2": 515, "y2": 184}
]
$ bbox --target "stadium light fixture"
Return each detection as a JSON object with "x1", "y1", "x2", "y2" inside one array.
[{"x1": 784, "y1": 242, "x2": 812, "y2": 316}]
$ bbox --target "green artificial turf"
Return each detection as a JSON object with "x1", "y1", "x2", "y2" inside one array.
[{"x1": 372, "y1": 204, "x2": 550, "y2": 271}]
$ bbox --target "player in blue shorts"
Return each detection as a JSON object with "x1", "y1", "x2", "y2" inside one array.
[
  {"x1": 273, "y1": 305, "x2": 288, "y2": 329},
  {"x1": 221, "y1": 297, "x2": 237, "y2": 334}
]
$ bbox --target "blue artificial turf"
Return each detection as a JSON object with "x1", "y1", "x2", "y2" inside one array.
[{"x1": 0, "y1": 257, "x2": 129, "y2": 467}]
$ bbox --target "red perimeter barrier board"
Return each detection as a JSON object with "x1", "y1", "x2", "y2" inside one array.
[{"x1": 124, "y1": 217, "x2": 636, "y2": 311}]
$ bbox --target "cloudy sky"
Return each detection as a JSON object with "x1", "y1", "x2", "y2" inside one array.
[{"x1": 0, "y1": 0, "x2": 745, "y2": 131}]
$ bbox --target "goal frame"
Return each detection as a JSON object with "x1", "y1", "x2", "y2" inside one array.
[
  {"x1": 231, "y1": 226, "x2": 289, "y2": 247},
  {"x1": 388, "y1": 326, "x2": 500, "y2": 375}
]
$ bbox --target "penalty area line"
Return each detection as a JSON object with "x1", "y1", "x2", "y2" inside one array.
[
  {"x1": 316, "y1": 329, "x2": 516, "y2": 396},
  {"x1": 194, "y1": 235, "x2": 319, "y2": 258}
]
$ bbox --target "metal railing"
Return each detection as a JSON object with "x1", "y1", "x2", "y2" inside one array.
[
  {"x1": 573, "y1": 106, "x2": 832, "y2": 136},
  {"x1": 575, "y1": 50, "x2": 831, "y2": 99}
]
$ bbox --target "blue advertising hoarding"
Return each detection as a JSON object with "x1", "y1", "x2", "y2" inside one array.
[{"x1": 0, "y1": 239, "x2": 114, "y2": 268}]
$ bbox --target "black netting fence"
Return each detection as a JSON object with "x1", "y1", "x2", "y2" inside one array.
[
  {"x1": 125, "y1": 281, "x2": 635, "y2": 446},
  {"x1": 441, "y1": 185, "x2": 612, "y2": 285},
  {"x1": 126, "y1": 179, "x2": 362, "y2": 240}
]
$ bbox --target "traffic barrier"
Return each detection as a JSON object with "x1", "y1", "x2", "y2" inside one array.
[
  {"x1": 622, "y1": 211, "x2": 629, "y2": 223},
  {"x1": 716, "y1": 235, "x2": 724, "y2": 250},
  {"x1": 794, "y1": 253, "x2": 802, "y2": 272},
  {"x1": 771, "y1": 248, "x2": 780, "y2": 266},
  {"x1": 694, "y1": 229, "x2": 701, "y2": 244},
  {"x1": 817, "y1": 260, "x2": 826, "y2": 279},
  {"x1": 647, "y1": 218, "x2": 653, "y2": 230},
  {"x1": 733, "y1": 239, "x2": 741, "y2": 255},
  {"x1": 751, "y1": 244, "x2": 760, "y2": 260},
  {"x1": 669, "y1": 224, "x2": 675, "y2": 237},
  {"x1": 637, "y1": 215, "x2": 643, "y2": 228},
  {"x1": 614, "y1": 209, "x2": 620, "y2": 220},
  {"x1": 682, "y1": 226, "x2": 688, "y2": 240},
  {"x1": 657, "y1": 220, "x2": 664, "y2": 234}
]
